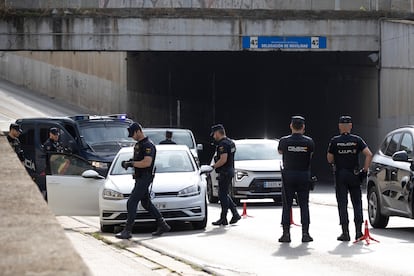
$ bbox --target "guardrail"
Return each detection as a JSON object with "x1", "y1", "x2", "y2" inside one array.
[{"x1": 1, "y1": 0, "x2": 413, "y2": 12}]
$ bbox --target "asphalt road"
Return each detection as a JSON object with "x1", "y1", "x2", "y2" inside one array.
[{"x1": 3, "y1": 77, "x2": 414, "y2": 275}]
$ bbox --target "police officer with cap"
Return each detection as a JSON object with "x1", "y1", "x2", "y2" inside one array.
[
  {"x1": 7, "y1": 123, "x2": 24, "y2": 162},
  {"x1": 159, "y1": 130, "x2": 176, "y2": 145},
  {"x1": 278, "y1": 116, "x2": 314, "y2": 243},
  {"x1": 42, "y1": 127, "x2": 64, "y2": 153},
  {"x1": 116, "y1": 122, "x2": 171, "y2": 239},
  {"x1": 327, "y1": 115, "x2": 373, "y2": 241},
  {"x1": 209, "y1": 124, "x2": 241, "y2": 226}
]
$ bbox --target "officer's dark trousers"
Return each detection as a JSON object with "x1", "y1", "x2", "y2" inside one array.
[
  {"x1": 281, "y1": 170, "x2": 310, "y2": 226},
  {"x1": 125, "y1": 174, "x2": 162, "y2": 231},
  {"x1": 335, "y1": 170, "x2": 363, "y2": 225},
  {"x1": 218, "y1": 173, "x2": 238, "y2": 218}
]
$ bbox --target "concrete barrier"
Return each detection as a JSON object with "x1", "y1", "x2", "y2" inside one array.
[{"x1": 0, "y1": 134, "x2": 91, "y2": 276}]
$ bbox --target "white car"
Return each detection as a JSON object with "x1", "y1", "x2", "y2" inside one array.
[
  {"x1": 207, "y1": 139, "x2": 283, "y2": 204},
  {"x1": 46, "y1": 145, "x2": 208, "y2": 233}
]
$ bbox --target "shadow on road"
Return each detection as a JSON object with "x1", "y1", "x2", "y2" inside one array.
[
  {"x1": 328, "y1": 242, "x2": 373, "y2": 257},
  {"x1": 272, "y1": 243, "x2": 313, "y2": 259}
]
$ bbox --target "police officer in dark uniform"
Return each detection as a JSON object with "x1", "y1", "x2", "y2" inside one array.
[
  {"x1": 327, "y1": 116, "x2": 373, "y2": 241},
  {"x1": 42, "y1": 127, "x2": 64, "y2": 153},
  {"x1": 7, "y1": 123, "x2": 24, "y2": 162},
  {"x1": 116, "y1": 122, "x2": 171, "y2": 239},
  {"x1": 159, "y1": 130, "x2": 176, "y2": 145},
  {"x1": 210, "y1": 124, "x2": 241, "y2": 226},
  {"x1": 278, "y1": 116, "x2": 314, "y2": 243}
]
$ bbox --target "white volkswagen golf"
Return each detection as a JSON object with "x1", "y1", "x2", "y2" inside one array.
[{"x1": 46, "y1": 145, "x2": 208, "y2": 233}]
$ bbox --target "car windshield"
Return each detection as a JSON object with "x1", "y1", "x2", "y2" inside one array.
[
  {"x1": 111, "y1": 150, "x2": 195, "y2": 175},
  {"x1": 79, "y1": 121, "x2": 134, "y2": 145},
  {"x1": 145, "y1": 130, "x2": 194, "y2": 149},
  {"x1": 235, "y1": 142, "x2": 282, "y2": 161}
]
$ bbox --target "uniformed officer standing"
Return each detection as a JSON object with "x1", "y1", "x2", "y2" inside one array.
[
  {"x1": 159, "y1": 130, "x2": 176, "y2": 145},
  {"x1": 116, "y1": 122, "x2": 171, "y2": 239},
  {"x1": 42, "y1": 127, "x2": 64, "y2": 153},
  {"x1": 210, "y1": 124, "x2": 241, "y2": 226},
  {"x1": 278, "y1": 116, "x2": 314, "y2": 243},
  {"x1": 327, "y1": 116, "x2": 373, "y2": 241},
  {"x1": 7, "y1": 123, "x2": 24, "y2": 162}
]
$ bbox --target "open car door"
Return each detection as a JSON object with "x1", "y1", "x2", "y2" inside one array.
[{"x1": 46, "y1": 153, "x2": 104, "y2": 216}]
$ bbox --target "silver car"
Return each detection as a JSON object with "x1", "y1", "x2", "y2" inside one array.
[{"x1": 207, "y1": 139, "x2": 283, "y2": 204}]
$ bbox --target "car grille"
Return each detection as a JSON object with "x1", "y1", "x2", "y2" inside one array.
[
  {"x1": 247, "y1": 178, "x2": 282, "y2": 193},
  {"x1": 122, "y1": 192, "x2": 179, "y2": 198}
]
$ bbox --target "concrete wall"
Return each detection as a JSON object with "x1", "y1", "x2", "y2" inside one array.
[
  {"x1": 0, "y1": 51, "x2": 128, "y2": 114},
  {"x1": 379, "y1": 20, "x2": 414, "y2": 137},
  {"x1": 2, "y1": 0, "x2": 413, "y2": 11}
]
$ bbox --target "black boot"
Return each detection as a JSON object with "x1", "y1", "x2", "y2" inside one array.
[
  {"x1": 229, "y1": 213, "x2": 241, "y2": 224},
  {"x1": 152, "y1": 218, "x2": 171, "y2": 236},
  {"x1": 355, "y1": 223, "x2": 363, "y2": 240},
  {"x1": 302, "y1": 224, "x2": 313, "y2": 243},
  {"x1": 337, "y1": 224, "x2": 350, "y2": 241},
  {"x1": 115, "y1": 229, "x2": 132, "y2": 240},
  {"x1": 212, "y1": 217, "x2": 228, "y2": 226},
  {"x1": 278, "y1": 225, "x2": 291, "y2": 243}
]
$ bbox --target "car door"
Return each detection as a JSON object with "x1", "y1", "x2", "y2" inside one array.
[
  {"x1": 391, "y1": 132, "x2": 413, "y2": 214},
  {"x1": 46, "y1": 153, "x2": 104, "y2": 216}
]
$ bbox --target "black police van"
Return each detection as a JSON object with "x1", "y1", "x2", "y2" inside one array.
[{"x1": 16, "y1": 114, "x2": 134, "y2": 196}]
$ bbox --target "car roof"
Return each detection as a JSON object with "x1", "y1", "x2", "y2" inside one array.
[
  {"x1": 144, "y1": 128, "x2": 192, "y2": 133},
  {"x1": 234, "y1": 139, "x2": 279, "y2": 144},
  {"x1": 117, "y1": 144, "x2": 191, "y2": 154}
]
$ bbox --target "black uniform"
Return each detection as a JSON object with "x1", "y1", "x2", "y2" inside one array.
[
  {"x1": 328, "y1": 133, "x2": 367, "y2": 226},
  {"x1": 42, "y1": 138, "x2": 64, "y2": 153},
  {"x1": 7, "y1": 135, "x2": 24, "y2": 162},
  {"x1": 278, "y1": 133, "x2": 314, "y2": 227},
  {"x1": 159, "y1": 139, "x2": 176, "y2": 145},
  {"x1": 125, "y1": 137, "x2": 163, "y2": 231},
  {"x1": 215, "y1": 137, "x2": 239, "y2": 220}
]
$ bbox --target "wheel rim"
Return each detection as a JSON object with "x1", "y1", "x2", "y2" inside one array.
[{"x1": 368, "y1": 191, "x2": 378, "y2": 222}]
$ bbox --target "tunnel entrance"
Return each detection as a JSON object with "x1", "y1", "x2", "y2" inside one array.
[{"x1": 127, "y1": 51, "x2": 379, "y2": 179}]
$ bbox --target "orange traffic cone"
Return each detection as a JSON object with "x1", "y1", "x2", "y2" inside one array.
[
  {"x1": 354, "y1": 220, "x2": 380, "y2": 245},
  {"x1": 241, "y1": 202, "x2": 253, "y2": 218},
  {"x1": 290, "y1": 208, "x2": 301, "y2": 227}
]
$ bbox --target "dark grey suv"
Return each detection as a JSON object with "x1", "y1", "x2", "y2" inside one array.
[{"x1": 368, "y1": 126, "x2": 414, "y2": 228}]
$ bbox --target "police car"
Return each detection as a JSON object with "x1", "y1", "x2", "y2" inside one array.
[
  {"x1": 15, "y1": 114, "x2": 134, "y2": 195},
  {"x1": 45, "y1": 145, "x2": 209, "y2": 233},
  {"x1": 207, "y1": 139, "x2": 283, "y2": 204}
]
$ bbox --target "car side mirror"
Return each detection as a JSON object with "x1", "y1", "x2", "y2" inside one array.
[
  {"x1": 197, "y1": 144, "x2": 203, "y2": 151},
  {"x1": 392, "y1": 151, "x2": 410, "y2": 163},
  {"x1": 200, "y1": 165, "x2": 213, "y2": 175},
  {"x1": 82, "y1": 170, "x2": 104, "y2": 179}
]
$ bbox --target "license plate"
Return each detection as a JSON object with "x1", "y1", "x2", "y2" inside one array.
[
  {"x1": 139, "y1": 202, "x2": 167, "y2": 210},
  {"x1": 264, "y1": 181, "x2": 282, "y2": 188}
]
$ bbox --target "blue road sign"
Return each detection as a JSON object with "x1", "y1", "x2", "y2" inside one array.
[{"x1": 242, "y1": 36, "x2": 327, "y2": 49}]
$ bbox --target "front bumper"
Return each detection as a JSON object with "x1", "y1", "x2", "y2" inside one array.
[{"x1": 233, "y1": 178, "x2": 282, "y2": 199}]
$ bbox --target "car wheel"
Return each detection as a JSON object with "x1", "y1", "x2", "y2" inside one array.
[
  {"x1": 100, "y1": 223, "x2": 115, "y2": 233},
  {"x1": 368, "y1": 187, "x2": 389, "y2": 228},
  {"x1": 207, "y1": 175, "x2": 219, "y2": 204},
  {"x1": 192, "y1": 199, "x2": 208, "y2": 230}
]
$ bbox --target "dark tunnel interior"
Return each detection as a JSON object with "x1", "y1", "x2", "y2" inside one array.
[{"x1": 127, "y1": 51, "x2": 379, "y2": 180}]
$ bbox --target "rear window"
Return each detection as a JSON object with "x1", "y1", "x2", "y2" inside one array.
[
  {"x1": 145, "y1": 130, "x2": 195, "y2": 149},
  {"x1": 235, "y1": 142, "x2": 282, "y2": 161}
]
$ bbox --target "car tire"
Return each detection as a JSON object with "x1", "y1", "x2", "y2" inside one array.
[
  {"x1": 100, "y1": 223, "x2": 115, "y2": 233},
  {"x1": 207, "y1": 175, "x2": 219, "y2": 204},
  {"x1": 368, "y1": 186, "x2": 389, "y2": 228},
  {"x1": 192, "y1": 200, "x2": 208, "y2": 230}
]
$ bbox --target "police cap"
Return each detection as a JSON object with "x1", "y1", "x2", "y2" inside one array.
[
  {"x1": 210, "y1": 124, "x2": 225, "y2": 136},
  {"x1": 128, "y1": 122, "x2": 142, "y2": 137},
  {"x1": 339, "y1": 116, "x2": 352, "y2": 124},
  {"x1": 9, "y1": 123, "x2": 22, "y2": 133},
  {"x1": 291, "y1": 116, "x2": 305, "y2": 124},
  {"x1": 49, "y1": 127, "x2": 59, "y2": 135}
]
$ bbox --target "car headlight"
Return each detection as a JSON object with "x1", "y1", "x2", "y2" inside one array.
[
  {"x1": 92, "y1": 161, "x2": 109, "y2": 169},
  {"x1": 102, "y1": 188, "x2": 124, "y2": 200},
  {"x1": 178, "y1": 184, "x2": 201, "y2": 197},
  {"x1": 235, "y1": 170, "x2": 249, "y2": 182}
]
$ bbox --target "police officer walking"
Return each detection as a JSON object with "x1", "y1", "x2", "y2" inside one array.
[
  {"x1": 278, "y1": 116, "x2": 314, "y2": 243},
  {"x1": 327, "y1": 116, "x2": 373, "y2": 241},
  {"x1": 210, "y1": 124, "x2": 241, "y2": 226},
  {"x1": 159, "y1": 130, "x2": 176, "y2": 145},
  {"x1": 7, "y1": 123, "x2": 24, "y2": 162},
  {"x1": 116, "y1": 122, "x2": 171, "y2": 239}
]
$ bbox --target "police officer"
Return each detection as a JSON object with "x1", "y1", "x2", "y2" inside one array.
[
  {"x1": 209, "y1": 124, "x2": 241, "y2": 226},
  {"x1": 116, "y1": 122, "x2": 171, "y2": 239},
  {"x1": 42, "y1": 127, "x2": 64, "y2": 153},
  {"x1": 278, "y1": 116, "x2": 314, "y2": 243},
  {"x1": 327, "y1": 116, "x2": 373, "y2": 241},
  {"x1": 159, "y1": 130, "x2": 176, "y2": 145},
  {"x1": 7, "y1": 123, "x2": 24, "y2": 162}
]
